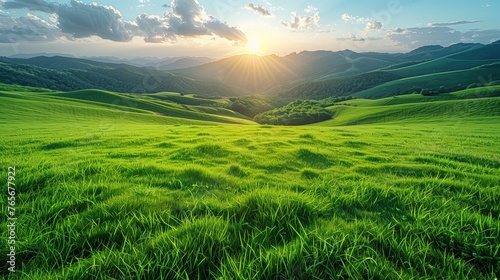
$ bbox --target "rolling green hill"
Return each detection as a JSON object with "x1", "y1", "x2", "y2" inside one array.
[
  {"x1": 1, "y1": 85, "x2": 499, "y2": 279},
  {"x1": 353, "y1": 65, "x2": 500, "y2": 99},
  {"x1": 1, "y1": 88, "x2": 254, "y2": 126},
  {"x1": 145, "y1": 92, "x2": 227, "y2": 106},
  {"x1": 323, "y1": 87, "x2": 500, "y2": 126},
  {"x1": 385, "y1": 58, "x2": 500, "y2": 78}
]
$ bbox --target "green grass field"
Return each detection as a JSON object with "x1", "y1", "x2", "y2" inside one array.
[{"x1": 1, "y1": 86, "x2": 499, "y2": 279}]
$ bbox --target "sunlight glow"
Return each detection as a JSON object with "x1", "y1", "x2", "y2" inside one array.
[{"x1": 246, "y1": 39, "x2": 260, "y2": 53}]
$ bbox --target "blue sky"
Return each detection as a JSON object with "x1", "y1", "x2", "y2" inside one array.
[{"x1": 0, "y1": 0, "x2": 498, "y2": 58}]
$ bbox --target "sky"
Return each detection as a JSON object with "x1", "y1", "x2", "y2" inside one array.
[{"x1": 0, "y1": 0, "x2": 498, "y2": 58}]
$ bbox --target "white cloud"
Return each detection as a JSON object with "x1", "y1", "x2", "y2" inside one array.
[
  {"x1": 304, "y1": 5, "x2": 317, "y2": 13},
  {"x1": 137, "y1": 0, "x2": 150, "y2": 8},
  {"x1": 58, "y1": 1, "x2": 132, "y2": 42},
  {"x1": 336, "y1": 33, "x2": 382, "y2": 42},
  {"x1": 341, "y1": 13, "x2": 352, "y2": 22},
  {"x1": 342, "y1": 13, "x2": 383, "y2": 32},
  {"x1": 366, "y1": 20, "x2": 383, "y2": 30},
  {"x1": 389, "y1": 27, "x2": 462, "y2": 48},
  {"x1": 388, "y1": 26, "x2": 500, "y2": 48},
  {"x1": 341, "y1": 13, "x2": 366, "y2": 23},
  {"x1": 280, "y1": 7, "x2": 319, "y2": 31},
  {"x1": 462, "y1": 29, "x2": 500, "y2": 43},
  {"x1": 0, "y1": 12, "x2": 61, "y2": 42},
  {"x1": 134, "y1": 0, "x2": 246, "y2": 43}
]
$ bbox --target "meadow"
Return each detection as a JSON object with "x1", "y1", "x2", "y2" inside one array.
[{"x1": 1, "y1": 87, "x2": 499, "y2": 279}]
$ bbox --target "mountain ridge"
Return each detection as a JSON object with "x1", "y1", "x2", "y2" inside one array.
[{"x1": 1, "y1": 41, "x2": 499, "y2": 99}]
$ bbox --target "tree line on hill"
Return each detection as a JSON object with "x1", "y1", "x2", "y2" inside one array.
[{"x1": 398, "y1": 80, "x2": 500, "y2": 96}]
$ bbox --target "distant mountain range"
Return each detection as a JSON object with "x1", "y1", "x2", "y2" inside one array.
[
  {"x1": 8, "y1": 53, "x2": 214, "y2": 70},
  {"x1": 1, "y1": 40, "x2": 499, "y2": 99},
  {"x1": 0, "y1": 55, "x2": 239, "y2": 96}
]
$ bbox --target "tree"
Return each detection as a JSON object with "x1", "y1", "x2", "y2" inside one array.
[
  {"x1": 254, "y1": 99, "x2": 332, "y2": 126},
  {"x1": 420, "y1": 88, "x2": 430, "y2": 95}
]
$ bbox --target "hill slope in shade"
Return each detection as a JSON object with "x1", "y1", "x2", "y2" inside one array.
[
  {"x1": 0, "y1": 58, "x2": 241, "y2": 96},
  {"x1": 352, "y1": 65, "x2": 500, "y2": 99}
]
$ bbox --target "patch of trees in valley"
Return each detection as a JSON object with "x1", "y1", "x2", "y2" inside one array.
[
  {"x1": 226, "y1": 95, "x2": 277, "y2": 117},
  {"x1": 254, "y1": 99, "x2": 333, "y2": 125}
]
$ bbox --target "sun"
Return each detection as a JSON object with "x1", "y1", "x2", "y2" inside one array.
[{"x1": 246, "y1": 38, "x2": 260, "y2": 54}]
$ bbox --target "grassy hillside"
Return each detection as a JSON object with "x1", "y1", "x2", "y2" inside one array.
[
  {"x1": 326, "y1": 97, "x2": 500, "y2": 126},
  {"x1": 145, "y1": 92, "x2": 227, "y2": 106},
  {"x1": 1, "y1": 88, "x2": 499, "y2": 279},
  {"x1": 385, "y1": 58, "x2": 500, "y2": 78},
  {"x1": 353, "y1": 66, "x2": 500, "y2": 98},
  {"x1": 347, "y1": 86, "x2": 500, "y2": 106},
  {"x1": 324, "y1": 87, "x2": 500, "y2": 126},
  {"x1": 1, "y1": 89, "x2": 253, "y2": 126}
]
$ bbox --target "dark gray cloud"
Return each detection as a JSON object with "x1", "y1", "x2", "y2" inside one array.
[
  {"x1": 1, "y1": 0, "x2": 247, "y2": 44},
  {"x1": 429, "y1": 20, "x2": 480, "y2": 27},
  {"x1": 245, "y1": 3, "x2": 272, "y2": 17}
]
